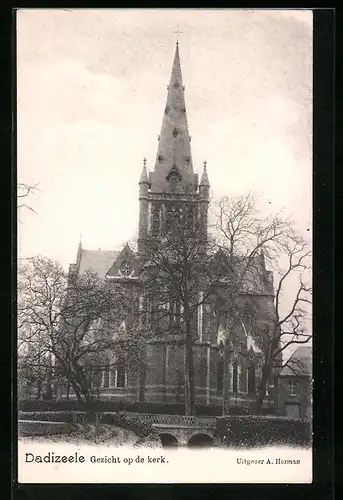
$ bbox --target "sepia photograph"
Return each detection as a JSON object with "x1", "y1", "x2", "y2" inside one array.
[{"x1": 17, "y1": 8, "x2": 313, "y2": 483}]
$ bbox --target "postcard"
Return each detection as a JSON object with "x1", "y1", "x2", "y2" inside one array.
[{"x1": 17, "y1": 8, "x2": 313, "y2": 484}]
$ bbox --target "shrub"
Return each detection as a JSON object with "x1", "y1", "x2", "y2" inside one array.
[
  {"x1": 133, "y1": 433, "x2": 162, "y2": 448},
  {"x1": 215, "y1": 415, "x2": 312, "y2": 448},
  {"x1": 225, "y1": 406, "x2": 277, "y2": 416},
  {"x1": 18, "y1": 411, "x2": 76, "y2": 423},
  {"x1": 19, "y1": 410, "x2": 158, "y2": 439},
  {"x1": 18, "y1": 399, "x2": 277, "y2": 418}
]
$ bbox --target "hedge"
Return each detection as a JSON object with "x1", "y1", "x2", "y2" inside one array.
[
  {"x1": 18, "y1": 420, "x2": 73, "y2": 437},
  {"x1": 18, "y1": 399, "x2": 214, "y2": 415},
  {"x1": 215, "y1": 415, "x2": 312, "y2": 448},
  {"x1": 18, "y1": 399, "x2": 276, "y2": 416}
]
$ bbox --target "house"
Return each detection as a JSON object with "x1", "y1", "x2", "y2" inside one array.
[{"x1": 277, "y1": 346, "x2": 312, "y2": 418}]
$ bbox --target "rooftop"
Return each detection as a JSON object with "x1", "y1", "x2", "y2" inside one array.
[
  {"x1": 78, "y1": 249, "x2": 121, "y2": 279},
  {"x1": 279, "y1": 346, "x2": 312, "y2": 377}
]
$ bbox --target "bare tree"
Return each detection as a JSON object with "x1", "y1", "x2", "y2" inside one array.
[
  {"x1": 140, "y1": 205, "x2": 230, "y2": 415},
  {"x1": 18, "y1": 256, "x2": 146, "y2": 415},
  {"x1": 17, "y1": 182, "x2": 39, "y2": 216},
  {"x1": 212, "y1": 193, "x2": 312, "y2": 409}
]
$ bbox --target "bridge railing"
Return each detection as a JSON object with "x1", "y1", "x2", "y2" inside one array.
[{"x1": 126, "y1": 412, "x2": 216, "y2": 428}]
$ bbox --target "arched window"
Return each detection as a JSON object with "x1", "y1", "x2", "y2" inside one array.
[
  {"x1": 186, "y1": 206, "x2": 195, "y2": 231},
  {"x1": 248, "y1": 365, "x2": 256, "y2": 394},
  {"x1": 103, "y1": 364, "x2": 110, "y2": 388},
  {"x1": 151, "y1": 204, "x2": 160, "y2": 237},
  {"x1": 169, "y1": 299, "x2": 181, "y2": 327},
  {"x1": 232, "y1": 362, "x2": 238, "y2": 393},
  {"x1": 217, "y1": 359, "x2": 224, "y2": 394},
  {"x1": 166, "y1": 205, "x2": 182, "y2": 233},
  {"x1": 116, "y1": 365, "x2": 126, "y2": 388}
]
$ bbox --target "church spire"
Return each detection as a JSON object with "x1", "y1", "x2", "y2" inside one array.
[
  {"x1": 139, "y1": 157, "x2": 149, "y2": 185},
  {"x1": 200, "y1": 161, "x2": 210, "y2": 187},
  {"x1": 149, "y1": 42, "x2": 197, "y2": 193}
]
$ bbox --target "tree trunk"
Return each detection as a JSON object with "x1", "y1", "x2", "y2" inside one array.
[
  {"x1": 255, "y1": 363, "x2": 272, "y2": 410},
  {"x1": 45, "y1": 357, "x2": 53, "y2": 400},
  {"x1": 184, "y1": 320, "x2": 195, "y2": 416},
  {"x1": 138, "y1": 363, "x2": 146, "y2": 403}
]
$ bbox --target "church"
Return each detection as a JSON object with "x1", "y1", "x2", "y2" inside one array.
[{"x1": 69, "y1": 42, "x2": 278, "y2": 411}]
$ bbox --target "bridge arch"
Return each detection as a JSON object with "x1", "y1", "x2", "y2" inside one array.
[
  {"x1": 159, "y1": 433, "x2": 179, "y2": 448},
  {"x1": 187, "y1": 433, "x2": 214, "y2": 448}
]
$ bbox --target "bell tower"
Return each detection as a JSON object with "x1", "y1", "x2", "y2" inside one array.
[{"x1": 138, "y1": 42, "x2": 210, "y2": 252}]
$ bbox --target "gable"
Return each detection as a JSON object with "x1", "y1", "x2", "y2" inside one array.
[{"x1": 106, "y1": 244, "x2": 139, "y2": 278}]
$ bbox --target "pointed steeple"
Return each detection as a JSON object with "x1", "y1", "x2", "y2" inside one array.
[
  {"x1": 149, "y1": 43, "x2": 197, "y2": 193},
  {"x1": 200, "y1": 161, "x2": 210, "y2": 187},
  {"x1": 71, "y1": 235, "x2": 83, "y2": 276},
  {"x1": 139, "y1": 157, "x2": 149, "y2": 184}
]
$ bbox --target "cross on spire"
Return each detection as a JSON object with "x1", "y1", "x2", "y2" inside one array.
[{"x1": 174, "y1": 27, "x2": 183, "y2": 44}]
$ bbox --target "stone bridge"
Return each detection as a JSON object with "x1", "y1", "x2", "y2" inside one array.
[{"x1": 128, "y1": 413, "x2": 220, "y2": 448}]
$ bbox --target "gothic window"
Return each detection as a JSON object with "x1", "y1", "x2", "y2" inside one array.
[
  {"x1": 173, "y1": 128, "x2": 178, "y2": 138},
  {"x1": 173, "y1": 82, "x2": 180, "y2": 89},
  {"x1": 166, "y1": 205, "x2": 182, "y2": 233},
  {"x1": 185, "y1": 156, "x2": 190, "y2": 164},
  {"x1": 93, "y1": 369, "x2": 102, "y2": 389},
  {"x1": 186, "y1": 206, "x2": 195, "y2": 231},
  {"x1": 232, "y1": 362, "x2": 238, "y2": 393},
  {"x1": 248, "y1": 365, "x2": 256, "y2": 394},
  {"x1": 158, "y1": 155, "x2": 164, "y2": 163},
  {"x1": 87, "y1": 365, "x2": 94, "y2": 388},
  {"x1": 116, "y1": 365, "x2": 126, "y2": 388},
  {"x1": 169, "y1": 299, "x2": 181, "y2": 328},
  {"x1": 165, "y1": 106, "x2": 170, "y2": 114},
  {"x1": 217, "y1": 360, "x2": 224, "y2": 394},
  {"x1": 151, "y1": 204, "x2": 160, "y2": 237},
  {"x1": 103, "y1": 364, "x2": 110, "y2": 388},
  {"x1": 197, "y1": 292, "x2": 204, "y2": 341}
]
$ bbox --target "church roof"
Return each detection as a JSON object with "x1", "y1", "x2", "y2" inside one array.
[
  {"x1": 149, "y1": 42, "x2": 198, "y2": 193},
  {"x1": 78, "y1": 249, "x2": 120, "y2": 279},
  {"x1": 212, "y1": 250, "x2": 274, "y2": 296},
  {"x1": 279, "y1": 346, "x2": 312, "y2": 377}
]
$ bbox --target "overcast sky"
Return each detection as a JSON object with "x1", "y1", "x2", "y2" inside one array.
[{"x1": 17, "y1": 9, "x2": 313, "y2": 272}]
